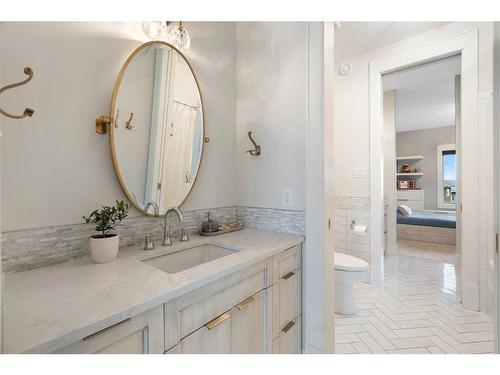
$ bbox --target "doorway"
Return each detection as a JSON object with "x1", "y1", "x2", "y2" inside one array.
[
  {"x1": 383, "y1": 55, "x2": 460, "y2": 277},
  {"x1": 369, "y1": 30, "x2": 480, "y2": 311}
]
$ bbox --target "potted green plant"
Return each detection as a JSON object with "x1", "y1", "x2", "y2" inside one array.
[{"x1": 83, "y1": 200, "x2": 129, "y2": 263}]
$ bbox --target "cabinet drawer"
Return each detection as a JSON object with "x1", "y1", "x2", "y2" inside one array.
[
  {"x1": 168, "y1": 268, "x2": 266, "y2": 344},
  {"x1": 272, "y1": 269, "x2": 301, "y2": 339},
  {"x1": 272, "y1": 317, "x2": 301, "y2": 354},
  {"x1": 179, "y1": 311, "x2": 231, "y2": 354},
  {"x1": 54, "y1": 306, "x2": 164, "y2": 354},
  {"x1": 272, "y1": 245, "x2": 301, "y2": 284},
  {"x1": 397, "y1": 189, "x2": 423, "y2": 201},
  {"x1": 230, "y1": 289, "x2": 266, "y2": 354}
]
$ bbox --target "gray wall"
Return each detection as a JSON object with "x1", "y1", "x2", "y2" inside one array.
[
  {"x1": 396, "y1": 125, "x2": 456, "y2": 210},
  {"x1": 0, "y1": 22, "x2": 238, "y2": 231},
  {"x1": 236, "y1": 22, "x2": 307, "y2": 211}
]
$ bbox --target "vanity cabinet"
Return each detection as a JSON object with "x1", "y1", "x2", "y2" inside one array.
[
  {"x1": 165, "y1": 245, "x2": 302, "y2": 354},
  {"x1": 53, "y1": 306, "x2": 164, "y2": 354},
  {"x1": 271, "y1": 245, "x2": 302, "y2": 353}
]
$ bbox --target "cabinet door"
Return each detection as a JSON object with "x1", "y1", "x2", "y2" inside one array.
[
  {"x1": 272, "y1": 269, "x2": 301, "y2": 339},
  {"x1": 272, "y1": 317, "x2": 301, "y2": 354},
  {"x1": 54, "y1": 306, "x2": 164, "y2": 354},
  {"x1": 230, "y1": 290, "x2": 266, "y2": 353},
  {"x1": 179, "y1": 311, "x2": 231, "y2": 354}
]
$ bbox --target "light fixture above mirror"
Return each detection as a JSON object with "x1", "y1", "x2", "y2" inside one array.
[{"x1": 142, "y1": 21, "x2": 191, "y2": 50}]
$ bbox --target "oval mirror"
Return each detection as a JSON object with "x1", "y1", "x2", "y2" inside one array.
[{"x1": 110, "y1": 41, "x2": 204, "y2": 216}]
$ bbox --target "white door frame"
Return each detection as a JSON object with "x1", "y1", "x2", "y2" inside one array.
[
  {"x1": 369, "y1": 29, "x2": 480, "y2": 310},
  {"x1": 303, "y1": 21, "x2": 335, "y2": 354},
  {"x1": 493, "y1": 22, "x2": 500, "y2": 353}
]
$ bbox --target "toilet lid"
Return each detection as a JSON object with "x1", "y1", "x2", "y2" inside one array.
[{"x1": 334, "y1": 252, "x2": 369, "y2": 272}]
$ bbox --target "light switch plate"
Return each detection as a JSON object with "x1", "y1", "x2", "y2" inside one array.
[{"x1": 353, "y1": 168, "x2": 365, "y2": 179}]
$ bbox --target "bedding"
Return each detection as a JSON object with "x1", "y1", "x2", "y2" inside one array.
[{"x1": 396, "y1": 209, "x2": 456, "y2": 229}]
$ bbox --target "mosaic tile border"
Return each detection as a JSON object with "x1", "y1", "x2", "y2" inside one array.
[{"x1": 237, "y1": 206, "x2": 306, "y2": 236}]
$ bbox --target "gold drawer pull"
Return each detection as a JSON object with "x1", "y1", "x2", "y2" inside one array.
[
  {"x1": 281, "y1": 271, "x2": 295, "y2": 280},
  {"x1": 83, "y1": 318, "x2": 131, "y2": 341},
  {"x1": 282, "y1": 320, "x2": 295, "y2": 333},
  {"x1": 205, "y1": 311, "x2": 230, "y2": 330},
  {"x1": 235, "y1": 296, "x2": 255, "y2": 310}
]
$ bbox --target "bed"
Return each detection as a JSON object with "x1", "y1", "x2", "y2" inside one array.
[
  {"x1": 397, "y1": 210, "x2": 456, "y2": 228},
  {"x1": 397, "y1": 210, "x2": 456, "y2": 245}
]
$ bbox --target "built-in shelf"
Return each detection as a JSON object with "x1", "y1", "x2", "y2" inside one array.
[
  {"x1": 396, "y1": 155, "x2": 424, "y2": 162},
  {"x1": 396, "y1": 172, "x2": 424, "y2": 179}
]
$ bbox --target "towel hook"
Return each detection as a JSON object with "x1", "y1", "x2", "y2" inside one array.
[
  {"x1": 246, "y1": 131, "x2": 261, "y2": 156},
  {"x1": 126, "y1": 112, "x2": 134, "y2": 129},
  {"x1": 0, "y1": 67, "x2": 35, "y2": 120}
]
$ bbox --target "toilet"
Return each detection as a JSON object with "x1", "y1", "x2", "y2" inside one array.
[{"x1": 334, "y1": 252, "x2": 369, "y2": 315}]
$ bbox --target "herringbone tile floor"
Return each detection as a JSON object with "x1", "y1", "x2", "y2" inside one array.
[{"x1": 335, "y1": 243, "x2": 495, "y2": 354}]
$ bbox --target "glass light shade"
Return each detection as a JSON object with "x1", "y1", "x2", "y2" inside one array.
[
  {"x1": 167, "y1": 24, "x2": 191, "y2": 50},
  {"x1": 142, "y1": 22, "x2": 167, "y2": 40}
]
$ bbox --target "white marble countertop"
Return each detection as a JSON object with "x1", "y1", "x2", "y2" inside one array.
[{"x1": 3, "y1": 228, "x2": 303, "y2": 353}]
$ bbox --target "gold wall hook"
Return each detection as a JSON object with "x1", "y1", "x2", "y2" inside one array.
[
  {"x1": 95, "y1": 115, "x2": 111, "y2": 134},
  {"x1": 246, "y1": 131, "x2": 261, "y2": 156},
  {"x1": 126, "y1": 112, "x2": 134, "y2": 129},
  {"x1": 0, "y1": 67, "x2": 35, "y2": 120}
]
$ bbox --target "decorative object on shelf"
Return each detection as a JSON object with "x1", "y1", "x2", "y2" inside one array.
[
  {"x1": 125, "y1": 112, "x2": 134, "y2": 129},
  {"x1": 398, "y1": 180, "x2": 409, "y2": 189},
  {"x1": 142, "y1": 21, "x2": 191, "y2": 50},
  {"x1": 83, "y1": 200, "x2": 129, "y2": 263},
  {"x1": 400, "y1": 164, "x2": 412, "y2": 173},
  {"x1": 0, "y1": 66, "x2": 35, "y2": 119},
  {"x1": 397, "y1": 180, "x2": 417, "y2": 190},
  {"x1": 246, "y1": 131, "x2": 261, "y2": 156}
]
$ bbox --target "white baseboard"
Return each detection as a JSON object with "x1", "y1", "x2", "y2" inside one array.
[
  {"x1": 462, "y1": 282, "x2": 480, "y2": 311},
  {"x1": 303, "y1": 343, "x2": 324, "y2": 354},
  {"x1": 370, "y1": 263, "x2": 383, "y2": 286},
  {"x1": 385, "y1": 244, "x2": 398, "y2": 256}
]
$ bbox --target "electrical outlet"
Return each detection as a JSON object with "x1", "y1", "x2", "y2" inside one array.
[
  {"x1": 283, "y1": 188, "x2": 293, "y2": 206},
  {"x1": 353, "y1": 168, "x2": 365, "y2": 179}
]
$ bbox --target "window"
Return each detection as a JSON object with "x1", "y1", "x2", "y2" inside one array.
[{"x1": 437, "y1": 144, "x2": 456, "y2": 209}]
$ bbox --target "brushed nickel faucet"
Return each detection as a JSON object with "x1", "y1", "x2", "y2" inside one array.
[{"x1": 163, "y1": 206, "x2": 184, "y2": 246}]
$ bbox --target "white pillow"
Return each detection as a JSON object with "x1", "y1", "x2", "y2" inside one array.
[{"x1": 398, "y1": 204, "x2": 412, "y2": 216}]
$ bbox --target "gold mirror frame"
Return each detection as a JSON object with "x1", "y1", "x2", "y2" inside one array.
[{"x1": 108, "y1": 41, "x2": 205, "y2": 216}]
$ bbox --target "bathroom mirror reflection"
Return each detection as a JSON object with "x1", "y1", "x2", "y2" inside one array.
[{"x1": 111, "y1": 41, "x2": 204, "y2": 215}]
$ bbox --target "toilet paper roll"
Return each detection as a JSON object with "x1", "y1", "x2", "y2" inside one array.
[{"x1": 352, "y1": 224, "x2": 368, "y2": 236}]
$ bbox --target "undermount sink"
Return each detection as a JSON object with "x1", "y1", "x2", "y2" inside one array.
[{"x1": 143, "y1": 244, "x2": 237, "y2": 274}]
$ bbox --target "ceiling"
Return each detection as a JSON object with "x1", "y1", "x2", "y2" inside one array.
[
  {"x1": 383, "y1": 56, "x2": 461, "y2": 133},
  {"x1": 334, "y1": 22, "x2": 450, "y2": 62}
]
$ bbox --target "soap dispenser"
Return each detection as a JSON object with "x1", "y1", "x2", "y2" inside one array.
[{"x1": 202, "y1": 211, "x2": 219, "y2": 233}]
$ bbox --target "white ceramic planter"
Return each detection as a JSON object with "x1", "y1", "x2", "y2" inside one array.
[{"x1": 89, "y1": 234, "x2": 119, "y2": 264}]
